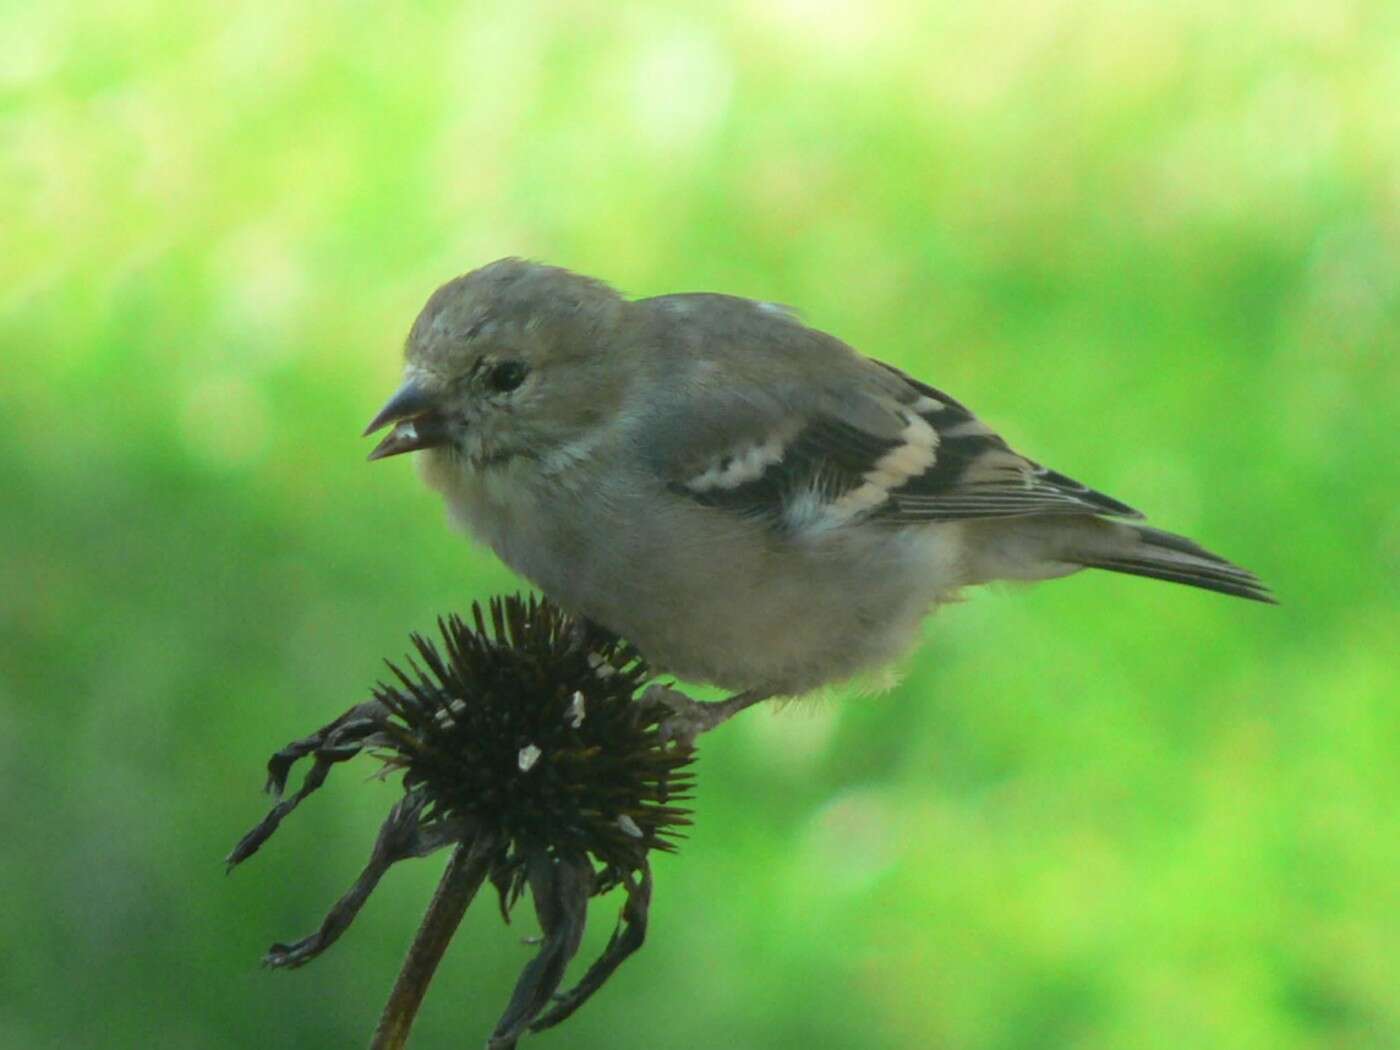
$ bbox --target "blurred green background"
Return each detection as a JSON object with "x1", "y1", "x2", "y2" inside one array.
[{"x1": 3, "y1": 1, "x2": 1397, "y2": 1047}]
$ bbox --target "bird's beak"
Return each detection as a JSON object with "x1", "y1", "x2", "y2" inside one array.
[{"x1": 363, "y1": 378, "x2": 453, "y2": 461}]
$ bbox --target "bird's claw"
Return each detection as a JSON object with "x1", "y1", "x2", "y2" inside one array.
[{"x1": 642, "y1": 685, "x2": 708, "y2": 748}]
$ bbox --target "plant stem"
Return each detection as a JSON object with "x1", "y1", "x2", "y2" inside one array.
[{"x1": 370, "y1": 839, "x2": 493, "y2": 1050}]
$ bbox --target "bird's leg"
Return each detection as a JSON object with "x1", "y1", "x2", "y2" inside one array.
[{"x1": 643, "y1": 685, "x2": 772, "y2": 745}]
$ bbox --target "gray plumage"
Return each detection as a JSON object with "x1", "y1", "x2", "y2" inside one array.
[{"x1": 366, "y1": 258, "x2": 1272, "y2": 705}]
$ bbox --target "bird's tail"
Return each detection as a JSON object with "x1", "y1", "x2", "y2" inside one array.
[
  {"x1": 967, "y1": 517, "x2": 1275, "y2": 603},
  {"x1": 1072, "y1": 522, "x2": 1274, "y2": 603}
]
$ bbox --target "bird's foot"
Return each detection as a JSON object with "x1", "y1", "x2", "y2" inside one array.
[
  {"x1": 642, "y1": 685, "x2": 770, "y2": 747},
  {"x1": 565, "y1": 616, "x2": 619, "y2": 658}
]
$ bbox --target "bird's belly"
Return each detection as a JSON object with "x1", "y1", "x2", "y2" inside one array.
[
  {"x1": 426, "y1": 457, "x2": 968, "y2": 696},
  {"x1": 563, "y1": 522, "x2": 971, "y2": 697}
]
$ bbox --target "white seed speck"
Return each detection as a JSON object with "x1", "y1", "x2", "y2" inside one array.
[
  {"x1": 517, "y1": 744, "x2": 542, "y2": 772},
  {"x1": 567, "y1": 691, "x2": 586, "y2": 728},
  {"x1": 617, "y1": 814, "x2": 643, "y2": 839},
  {"x1": 433, "y1": 698, "x2": 467, "y2": 729}
]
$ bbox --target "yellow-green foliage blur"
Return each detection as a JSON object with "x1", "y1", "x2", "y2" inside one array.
[{"x1": 3, "y1": 3, "x2": 1396, "y2": 1048}]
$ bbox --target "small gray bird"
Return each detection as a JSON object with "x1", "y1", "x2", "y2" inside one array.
[{"x1": 365, "y1": 259, "x2": 1272, "y2": 738}]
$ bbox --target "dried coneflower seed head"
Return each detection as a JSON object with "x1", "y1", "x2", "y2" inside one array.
[
  {"x1": 229, "y1": 595, "x2": 698, "y2": 1048},
  {"x1": 375, "y1": 596, "x2": 694, "y2": 890}
]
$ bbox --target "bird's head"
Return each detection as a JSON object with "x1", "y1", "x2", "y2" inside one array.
[{"x1": 365, "y1": 258, "x2": 629, "y2": 469}]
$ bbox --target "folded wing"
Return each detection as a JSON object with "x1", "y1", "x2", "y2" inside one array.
[{"x1": 670, "y1": 358, "x2": 1143, "y2": 530}]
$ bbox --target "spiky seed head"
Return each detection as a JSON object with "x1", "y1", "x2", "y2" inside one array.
[{"x1": 371, "y1": 595, "x2": 694, "y2": 893}]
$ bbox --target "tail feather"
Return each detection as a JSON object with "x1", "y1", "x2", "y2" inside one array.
[{"x1": 1076, "y1": 523, "x2": 1275, "y2": 604}]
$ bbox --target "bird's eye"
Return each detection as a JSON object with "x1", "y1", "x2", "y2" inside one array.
[{"x1": 486, "y1": 360, "x2": 529, "y2": 393}]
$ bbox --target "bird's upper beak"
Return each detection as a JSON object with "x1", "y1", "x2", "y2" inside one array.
[{"x1": 363, "y1": 377, "x2": 453, "y2": 461}]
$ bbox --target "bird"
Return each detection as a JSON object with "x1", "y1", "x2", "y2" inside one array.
[{"x1": 364, "y1": 258, "x2": 1272, "y2": 739}]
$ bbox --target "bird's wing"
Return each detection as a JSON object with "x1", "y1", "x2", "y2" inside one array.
[{"x1": 659, "y1": 355, "x2": 1142, "y2": 530}]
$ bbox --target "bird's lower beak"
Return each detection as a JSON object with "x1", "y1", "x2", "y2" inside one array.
[{"x1": 363, "y1": 378, "x2": 453, "y2": 461}]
